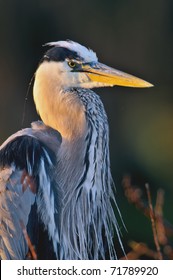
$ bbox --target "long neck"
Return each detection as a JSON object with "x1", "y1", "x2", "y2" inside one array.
[
  {"x1": 56, "y1": 89, "x2": 120, "y2": 260},
  {"x1": 55, "y1": 88, "x2": 111, "y2": 193}
]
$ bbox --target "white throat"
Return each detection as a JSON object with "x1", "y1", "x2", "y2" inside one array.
[{"x1": 33, "y1": 62, "x2": 87, "y2": 141}]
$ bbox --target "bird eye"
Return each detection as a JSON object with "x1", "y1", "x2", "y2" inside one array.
[{"x1": 68, "y1": 61, "x2": 76, "y2": 68}]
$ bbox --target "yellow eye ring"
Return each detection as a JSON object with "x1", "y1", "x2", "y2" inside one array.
[{"x1": 68, "y1": 61, "x2": 76, "y2": 68}]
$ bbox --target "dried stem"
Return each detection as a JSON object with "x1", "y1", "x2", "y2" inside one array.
[
  {"x1": 155, "y1": 189, "x2": 167, "y2": 245},
  {"x1": 122, "y1": 175, "x2": 173, "y2": 236},
  {"x1": 145, "y1": 183, "x2": 163, "y2": 260},
  {"x1": 122, "y1": 175, "x2": 173, "y2": 259},
  {"x1": 121, "y1": 241, "x2": 158, "y2": 260}
]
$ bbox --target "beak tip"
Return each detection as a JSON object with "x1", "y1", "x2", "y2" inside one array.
[
  {"x1": 142, "y1": 81, "x2": 154, "y2": 88},
  {"x1": 130, "y1": 78, "x2": 154, "y2": 88}
]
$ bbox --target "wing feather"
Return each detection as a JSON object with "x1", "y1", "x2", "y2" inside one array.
[
  {"x1": 0, "y1": 123, "x2": 60, "y2": 259},
  {"x1": 0, "y1": 166, "x2": 35, "y2": 259}
]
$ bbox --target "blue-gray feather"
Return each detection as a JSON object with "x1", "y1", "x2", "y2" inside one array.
[{"x1": 0, "y1": 122, "x2": 60, "y2": 259}]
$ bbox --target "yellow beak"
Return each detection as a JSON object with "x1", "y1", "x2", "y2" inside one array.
[{"x1": 83, "y1": 62, "x2": 153, "y2": 88}]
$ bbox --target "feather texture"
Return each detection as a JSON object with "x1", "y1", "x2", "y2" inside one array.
[
  {"x1": 0, "y1": 40, "x2": 125, "y2": 259},
  {"x1": 56, "y1": 88, "x2": 124, "y2": 259},
  {"x1": 0, "y1": 122, "x2": 61, "y2": 259}
]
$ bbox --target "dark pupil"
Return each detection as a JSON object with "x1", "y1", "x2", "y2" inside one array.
[{"x1": 69, "y1": 61, "x2": 76, "y2": 68}]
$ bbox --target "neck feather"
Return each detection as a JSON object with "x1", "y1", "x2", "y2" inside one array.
[
  {"x1": 56, "y1": 89, "x2": 123, "y2": 259},
  {"x1": 33, "y1": 62, "x2": 87, "y2": 140}
]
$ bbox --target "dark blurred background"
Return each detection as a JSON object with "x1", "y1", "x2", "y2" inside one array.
[{"x1": 0, "y1": 0, "x2": 173, "y2": 258}]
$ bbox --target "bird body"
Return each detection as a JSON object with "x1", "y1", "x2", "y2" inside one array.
[{"x1": 0, "y1": 40, "x2": 152, "y2": 259}]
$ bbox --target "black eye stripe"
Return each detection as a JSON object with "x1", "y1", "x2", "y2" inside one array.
[{"x1": 43, "y1": 47, "x2": 82, "y2": 62}]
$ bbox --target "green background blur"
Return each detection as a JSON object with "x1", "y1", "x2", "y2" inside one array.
[{"x1": 0, "y1": 0, "x2": 173, "y2": 258}]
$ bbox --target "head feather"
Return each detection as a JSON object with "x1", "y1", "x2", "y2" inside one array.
[{"x1": 45, "y1": 40, "x2": 98, "y2": 63}]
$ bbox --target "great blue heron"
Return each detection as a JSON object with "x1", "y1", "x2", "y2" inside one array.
[{"x1": 0, "y1": 40, "x2": 152, "y2": 260}]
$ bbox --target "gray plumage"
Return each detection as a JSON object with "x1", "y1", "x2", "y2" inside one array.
[{"x1": 0, "y1": 40, "x2": 152, "y2": 259}]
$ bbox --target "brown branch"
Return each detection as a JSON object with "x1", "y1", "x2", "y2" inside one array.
[
  {"x1": 122, "y1": 175, "x2": 151, "y2": 216},
  {"x1": 145, "y1": 183, "x2": 163, "y2": 260},
  {"x1": 122, "y1": 175, "x2": 173, "y2": 259},
  {"x1": 122, "y1": 175, "x2": 173, "y2": 236},
  {"x1": 121, "y1": 241, "x2": 158, "y2": 260},
  {"x1": 155, "y1": 189, "x2": 167, "y2": 245}
]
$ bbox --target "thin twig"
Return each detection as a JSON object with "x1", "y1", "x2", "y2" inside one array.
[
  {"x1": 145, "y1": 183, "x2": 163, "y2": 260},
  {"x1": 155, "y1": 189, "x2": 167, "y2": 245},
  {"x1": 121, "y1": 241, "x2": 158, "y2": 260},
  {"x1": 122, "y1": 175, "x2": 173, "y2": 236}
]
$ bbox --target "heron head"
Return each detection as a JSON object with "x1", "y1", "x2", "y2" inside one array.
[
  {"x1": 38, "y1": 40, "x2": 153, "y2": 89},
  {"x1": 33, "y1": 40, "x2": 153, "y2": 139}
]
